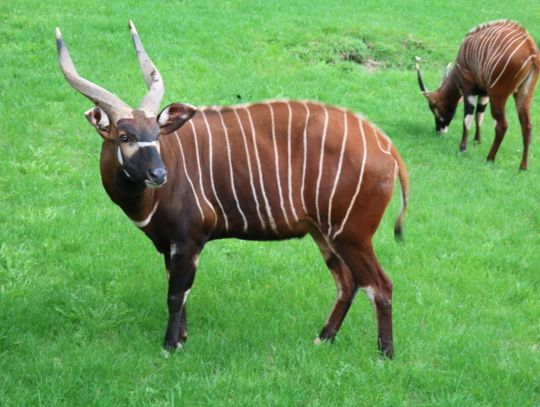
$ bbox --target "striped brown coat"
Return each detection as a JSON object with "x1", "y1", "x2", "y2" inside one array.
[
  {"x1": 57, "y1": 22, "x2": 409, "y2": 358},
  {"x1": 417, "y1": 20, "x2": 540, "y2": 169}
]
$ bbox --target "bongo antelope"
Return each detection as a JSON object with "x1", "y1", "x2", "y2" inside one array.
[
  {"x1": 56, "y1": 22, "x2": 409, "y2": 358},
  {"x1": 417, "y1": 20, "x2": 540, "y2": 170}
]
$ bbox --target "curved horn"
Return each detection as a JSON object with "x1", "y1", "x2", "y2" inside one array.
[
  {"x1": 443, "y1": 63, "x2": 452, "y2": 80},
  {"x1": 129, "y1": 21, "x2": 164, "y2": 117},
  {"x1": 415, "y1": 61, "x2": 428, "y2": 93},
  {"x1": 55, "y1": 27, "x2": 133, "y2": 124}
]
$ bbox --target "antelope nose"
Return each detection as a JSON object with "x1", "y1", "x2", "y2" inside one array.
[{"x1": 147, "y1": 167, "x2": 168, "y2": 185}]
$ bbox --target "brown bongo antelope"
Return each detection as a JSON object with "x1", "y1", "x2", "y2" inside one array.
[
  {"x1": 416, "y1": 20, "x2": 540, "y2": 170},
  {"x1": 56, "y1": 22, "x2": 409, "y2": 358}
]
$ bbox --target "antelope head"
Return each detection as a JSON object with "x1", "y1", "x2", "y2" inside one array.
[
  {"x1": 56, "y1": 21, "x2": 196, "y2": 188},
  {"x1": 416, "y1": 61, "x2": 458, "y2": 134}
]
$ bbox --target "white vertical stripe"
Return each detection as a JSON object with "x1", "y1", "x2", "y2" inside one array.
[
  {"x1": 188, "y1": 120, "x2": 218, "y2": 226},
  {"x1": 217, "y1": 110, "x2": 249, "y2": 232},
  {"x1": 315, "y1": 106, "x2": 330, "y2": 225},
  {"x1": 268, "y1": 103, "x2": 290, "y2": 227},
  {"x1": 374, "y1": 131, "x2": 392, "y2": 155},
  {"x1": 285, "y1": 102, "x2": 299, "y2": 222},
  {"x1": 326, "y1": 110, "x2": 348, "y2": 233},
  {"x1": 201, "y1": 111, "x2": 229, "y2": 231},
  {"x1": 300, "y1": 102, "x2": 310, "y2": 213},
  {"x1": 486, "y1": 30, "x2": 524, "y2": 83},
  {"x1": 332, "y1": 117, "x2": 368, "y2": 240},
  {"x1": 490, "y1": 37, "x2": 528, "y2": 88},
  {"x1": 513, "y1": 54, "x2": 536, "y2": 79},
  {"x1": 245, "y1": 106, "x2": 278, "y2": 233},
  {"x1": 173, "y1": 131, "x2": 205, "y2": 223},
  {"x1": 482, "y1": 25, "x2": 512, "y2": 77},
  {"x1": 233, "y1": 109, "x2": 266, "y2": 231}
]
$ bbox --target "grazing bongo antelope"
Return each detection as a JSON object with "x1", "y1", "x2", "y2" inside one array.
[
  {"x1": 416, "y1": 20, "x2": 540, "y2": 170},
  {"x1": 56, "y1": 22, "x2": 409, "y2": 358}
]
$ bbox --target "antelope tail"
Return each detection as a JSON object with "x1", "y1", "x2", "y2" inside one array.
[{"x1": 391, "y1": 145, "x2": 409, "y2": 240}]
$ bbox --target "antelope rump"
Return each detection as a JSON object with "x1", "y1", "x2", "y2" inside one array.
[
  {"x1": 56, "y1": 22, "x2": 409, "y2": 358},
  {"x1": 416, "y1": 20, "x2": 540, "y2": 170}
]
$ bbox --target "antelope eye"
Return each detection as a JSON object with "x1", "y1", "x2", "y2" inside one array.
[{"x1": 120, "y1": 134, "x2": 129, "y2": 142}]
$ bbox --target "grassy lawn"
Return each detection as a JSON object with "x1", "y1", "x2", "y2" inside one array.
[{"x1": 1, "y1": 0, "x2": 539, "y2": 405}]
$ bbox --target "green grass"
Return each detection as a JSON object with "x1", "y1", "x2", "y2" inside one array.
[{"x1": 1, "y1": 0, "x2": 539, "y2": 405}]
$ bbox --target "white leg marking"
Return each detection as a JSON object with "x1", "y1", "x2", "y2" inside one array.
[
  {"x1": 315, "y1": 106, "x2": 330, "y2": 225},
  {"x1": 188, "y1": 120, "x2": 218, "y2": 227},
  {"x1": 233, "y1": 109, "x2": 266, "y2": 231},
  {"x1": 477, "y1": 98, "x2": 488, "y2": 127},
  {"x1": 245, "y1": 106, "x2": 278, "y2": 233},
  {"x1": 327, "y1": 110, "x2": 348, "y2": 234},
  {"x1": 464, "y1": 114, "x2": 474, "y2": 130},
  {"x1": 268, "y1": 103, "x2": 290, "y2": 227},
  {"x1": 217, "y1": 110, "x2": 248, "y2": 232},
  {"x1": 477, "y1": 113, "x2": 485, "y2": 126},
  {"x1": 174, "y1": 131, "x2": 205, "y2": 223},
  {"x1": 183, "y1": 289, "x2": 191, "y2": 306},
  {"x1": 479, "y1": 96, "x2": 489, "y2": 105},
  {"x1": 202, "y1": 111, "x2": 229, "y2": 231},
  {"x1": 332, "y1": 117, "x2": 368, "y2": 239},
  {"x1": 362, "y1": 286, "x2": 376, "y2": 305}
]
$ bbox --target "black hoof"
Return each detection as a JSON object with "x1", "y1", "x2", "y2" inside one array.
[{"x1": 378, "y1": 338, "x2": 394, "y2": 359}]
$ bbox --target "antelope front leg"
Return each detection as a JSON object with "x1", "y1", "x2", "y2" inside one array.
[
  {"x1": 163, "y1": 240, "x2": 202, "y2": 351},
  {"x1": 460, "y1": 95, "x2": 476, "y2": 151},
  {"x1": 474, "y1": 96, "x2": 489, "y2": 145}
]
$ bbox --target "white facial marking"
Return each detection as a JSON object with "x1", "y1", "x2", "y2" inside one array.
[
  {"x1": 137, "y1": 141, "x2": 158, "y2": 148},
  {"x1": 117, "y1": 147, "x2": 133, "y2": 179},
  {"x1": 464, "y1": 114, "x2": 474, "y2": 130},
  {"x1": 171, "y1": 243, "x2": 178, "y2": 256},
  {"x1": 439, "y1": 126, "x2": 448, "y2": 134},
  {"x1": 117, "y1": 147, "x2": 124, "y2": 165},
  {"x1": 193, "y1": 255, "x2": 200, "y2": 268},
  {"x1": 122, "y1": 142, "x2": 139, "y2": 159}
]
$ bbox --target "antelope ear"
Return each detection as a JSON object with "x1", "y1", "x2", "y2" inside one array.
[
  {"x1": 84, "y1": 107, "x2": 113, "y2": 139},
  {"x1": 158, "y1": 103, "x2": 197, "y2": 134},
  {"x1": 422, "y1": 91, "x2": 437, "y2": 103}
]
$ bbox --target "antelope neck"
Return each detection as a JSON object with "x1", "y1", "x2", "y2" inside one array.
[{"x1": 100, "y1": 141, "x2": 159, "y2": 228}]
